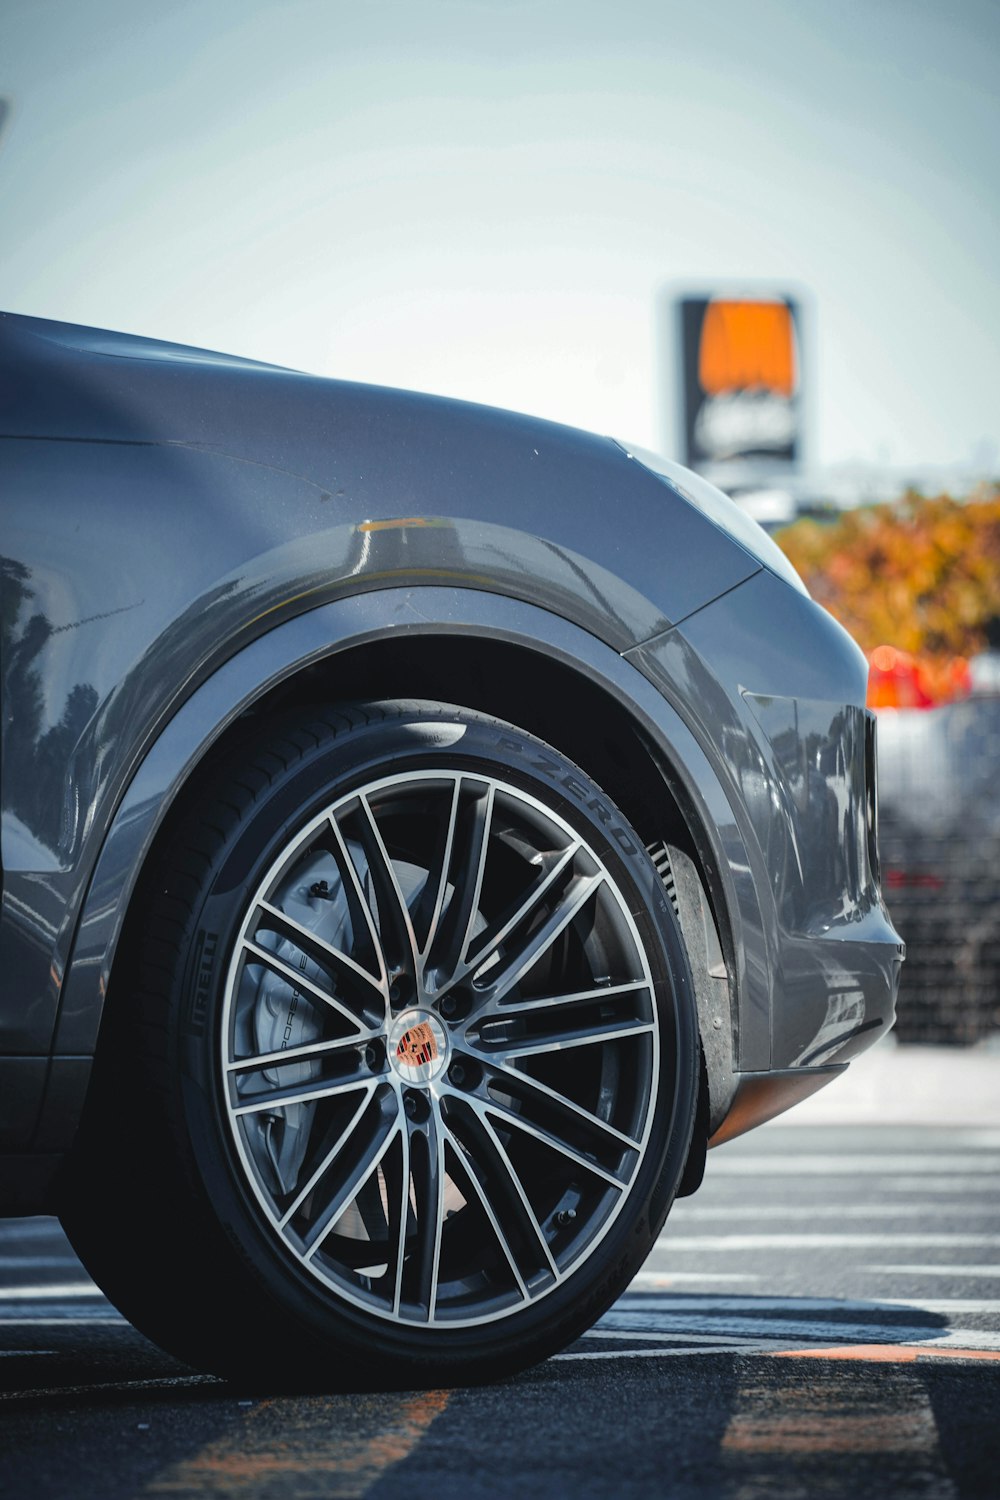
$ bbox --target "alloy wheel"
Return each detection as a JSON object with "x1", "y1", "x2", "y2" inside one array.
[{"x1": 221, "y1": 768, "x2": 661, "y2": 1329}]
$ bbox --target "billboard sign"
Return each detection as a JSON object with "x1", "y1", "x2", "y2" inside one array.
[{"x1": 677, "y1": 293, "x2": 805, "y2": 472}]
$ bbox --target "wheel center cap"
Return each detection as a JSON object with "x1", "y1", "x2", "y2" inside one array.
[{"x1": 388, "y1": 1009, "x2": 449, "y2": 1085}]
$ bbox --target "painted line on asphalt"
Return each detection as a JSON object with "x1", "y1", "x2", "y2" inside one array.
[
  {"x1": 862, "y1": 1265, "x2": 1000, "y2": 1277},
  {"x1": 601, "y1": 1313, "x2": 1000, "y2": 1352},
  {"x1": 0, "y1": 1257, "x2": 89, "y2": 1269},
  {"x1": 672, "y1": 1203, "x2": 1000, "y2": 1221},
  {"x1": 881, "y1": 1298, "x2": 1000, "y2": 1313},
  {"x1": 557, "y1": 1341, "x2": 1000, "y2": 1365},
  {"x1": 584, "y1": 1329, "x2": 771, "y2": 1347},
  {"x1": 629, "y1": 1272, "x2": 761, "y2": 1287},
  {"x1": 0, "y1": 1313, "x2": 128, "y2": 1325},
  {"x1": 0, "y1": 1350, "x2": 56, "y2": 1359},
  {"x1": 878, "y1": 1178, "x2": 1000, "y2": 1194},
  {"x1": 708, "y1": 1155, "x2": 1000, "y2": 1175},
  {"x1": 0, "y1": 1372, "x2": 220, "y2": 1402},
  {"x1": 719, "y1": 1371, "x2": 951, "y2": 1469},
  {"x1": 139, "y1": 1388, "x2": 451, "y2": 1498},
  {"x1": 0, "y1": 1221, "x2": 66, "y2": 1242},
  {"x1": 554, "y1": 1343, "x2": 776, "y2": 1362},
  {"x1": 557, "y1": 1338, "x2": 1000, "y2": 1366},
  {"x1": 658, "y1": 1233, "x2": 1000, "y2": 1250},
  {"x1": 616, "y1": 1293, "x2": 1000, "y2": 1315},
  {"x1": 0, "y1": 1283, "x2": 103, "y2": 1300},
  {"x1": 955, "y1": 1131, "x2": 1000, "y2": 1149},
  {"x1": 775, "y1": 1344, "x2": 1000, "y2": 1364}
]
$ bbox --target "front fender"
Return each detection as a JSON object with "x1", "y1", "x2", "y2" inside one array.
[{"x1": 54, "y1": 587, "x2": 770, "y2": 1083}]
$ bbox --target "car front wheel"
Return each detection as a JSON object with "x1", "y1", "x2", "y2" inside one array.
[{"x1": 62, "y1": 701, "x2": 698, "y2": 1385}]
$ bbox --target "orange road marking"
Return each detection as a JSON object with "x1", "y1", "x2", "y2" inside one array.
[
  {"x1": 723, "y1": 1412, "x2": 938, "y2": 1456},
  {"x1": 774, "y1": 1343, "x2": 1000, "y2": 1364},
  {"x1": 721, "y1": 1371, "x2": 946, "y2": 1463},
  {"x1": 358, "y1": 518, "x2": 441, "y2": 532},
  {"x1": 143, "y1": 1388, "x2": 449, "y2": 1498},
  {"x1": 722, "y1": 1408, "x2": 939, "y2": 1456}
]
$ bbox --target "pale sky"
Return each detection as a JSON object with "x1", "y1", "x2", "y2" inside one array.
[{"x1": 2, "y1": 0, "x2": 997, "y2": 468}]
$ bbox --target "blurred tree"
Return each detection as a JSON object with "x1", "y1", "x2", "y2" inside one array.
[{"x1": 775, "y1": 488, "x2": 1000, "y2": 669}]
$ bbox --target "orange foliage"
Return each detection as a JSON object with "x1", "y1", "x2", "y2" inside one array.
[
  {"x1": 775, "y1": 488, "x2": 1000, "y2": 664},
  {"x1": 866, "y1": 644, "x2": 972, "y2": 708}
]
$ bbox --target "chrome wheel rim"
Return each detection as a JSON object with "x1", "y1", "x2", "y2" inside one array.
[{"x1": 221, "y1": 769, "x2": 661, "y2": 1328}]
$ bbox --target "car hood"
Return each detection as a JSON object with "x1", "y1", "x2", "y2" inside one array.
[{"x1": 1, "y1": 311, "x2": 766, "y2": 636}]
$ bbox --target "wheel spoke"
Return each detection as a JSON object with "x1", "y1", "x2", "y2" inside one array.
[
  {"x1": 479, "y1": 1054, "x2": 643, "y2": 1151},
  {"x1": 325, "y1": 811, "x2": 390, "y2": 993},
  {"x1": 407, "y1": 1114, "x2": 447, "y2": 1321},
  {"x1": 446, "y1": 1099, "x2": 560, "y2": 1281},
  {"x1": 448, "y1": 842, "x2": 580, "y2": 990},
  {"x1": 233, "y1": 1069, "x2": 372, "y2": 1117},
  {"x1": 354, "y1": 793, "x2": 421, "y2": 978},
  {"x1": 413, "y1": 778, "x2": 461, "y2": 968},
  {"x1": 485, "y1": 1014, "x2": 656, "y2": 1061},
  {"x1": 227, "y1": 1030, "x2": 381, "y2": 1076},
  {"x1": 255, "y1": 898, "x2": 383, "y2": 1001},
  {"x1": 302, "y1": 1111, "x2": 401, "y2": 1258},
  {"x1": 439, "y1": 1119, "x2": 532, "y2": 1298},
  {"x1": 425, "y1": 781, "x2": 495, "y2": 980},
  {"x1": 240, "y1": 938, "x2": 372, "y2": 1034},
  {"x1": 383, "y1": 1113, "x2": 412, "y2": 1317},
  {"x1": 471, "y1": 1093, "x2": 629, "y2": 1190},
  {"x1": 472, "y1": 871, "x2": 605, "y2": 1005},
  {"x1": 278, "y1": 1083, "x2": 379, "y2": 1228},
  {"x1": 477, "y1": 979, "x2": 649, "y2": 1020}
]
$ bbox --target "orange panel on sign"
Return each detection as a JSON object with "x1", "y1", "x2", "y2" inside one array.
[{"x1": 698, "y1": 300, "x2": 797, "y2": 397}]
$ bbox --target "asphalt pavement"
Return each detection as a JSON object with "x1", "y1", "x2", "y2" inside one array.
[{"x1": 2, "y1": 1040, "x2": 999, "y2": 1498}]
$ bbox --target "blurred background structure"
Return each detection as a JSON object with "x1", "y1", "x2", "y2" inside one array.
[
  {"x1": 777, "y1": 496, "x2": 1000, "y2": 1044},
  {"x1": 2, "y1": 0, "x2": 998, "y2": 1042}
]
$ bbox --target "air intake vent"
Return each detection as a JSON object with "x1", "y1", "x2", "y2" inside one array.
[{"x1": 646, "y1": 839, "x2": 680, "y2": 919}]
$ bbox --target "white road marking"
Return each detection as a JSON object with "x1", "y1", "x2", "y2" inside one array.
[
  {"x1": 618, "y1": 1292, "x2": 1000, "y2": 1311},
  {"x1": 0, "y1": 1222, "x2": 66, "y2": 1242},
  {"x1": 879, "y1": 1178, "x2": 1000, "y2": 1194},
  {"x1": 0, "y1": 1372, "x2": 218, "y2": 1402},
  {"x1": 658, "y1": 1233, "x2": 1000, "y2": 1251},
  {"x1": 672, "y1": 1203, "x2": 1000, "y2": 1221},
  {"x1": 709, "y1": 1155, "x2": 1000, "y2": 1175},
  {"x1": 600, "y1": 1311, "x2": 1000, "y2": 1351},
  {"x1": 553, "y1": 1343, "x2": 776, "y2": 1362},
  {"x1": 0, "y1": 1257, "x2": 87, "y2": 1269},
  {"x1": 863, "y1": 1265, "x2": 1000, "y2": 1277},
  {"x1": 586, "y1": 1330, "x2": 769, "y2": 1346},
  {"x1": 629, "y1": 1272, "x2": 761, "y2": 1287},
  {"x1": 0, "y1": 1350, "x2": 56, "y2": 1358},
  {"x1": 0, "y1": 1316, "x2": 128, "y2": 1326},
  {"x1": 887, "y1": 1299, "x2": 1000, "y2": 1313},
  {"x1": 0, "y1": 1283, "x2": 102, "y2": 1300}
]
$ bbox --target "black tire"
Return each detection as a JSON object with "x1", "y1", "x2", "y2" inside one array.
[{"x1": 61, "y1": 701, "x2": 698, "y2": 1386}]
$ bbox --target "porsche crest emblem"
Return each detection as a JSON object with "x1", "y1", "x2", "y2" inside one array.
[{"x1": 395, "y1": 1021, "x2": 438, "y2": 1068}]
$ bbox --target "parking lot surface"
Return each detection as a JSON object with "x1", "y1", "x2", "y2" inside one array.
[{"x1": 2, "y1": 1046, "x2": 999, "y2": 1497}]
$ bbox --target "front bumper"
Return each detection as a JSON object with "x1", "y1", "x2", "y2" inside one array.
[{"x1": 629, "y1": 567, "x2": 904, "y2": 1080}]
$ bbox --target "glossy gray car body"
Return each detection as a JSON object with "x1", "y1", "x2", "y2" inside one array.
[{"x1": 0, "y1": 313, "x2": 902, "y2": 1212}]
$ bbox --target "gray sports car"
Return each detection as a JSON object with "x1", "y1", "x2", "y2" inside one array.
[{"x1": 0, "y1": 313, "x2": 902, "y2": 1385}]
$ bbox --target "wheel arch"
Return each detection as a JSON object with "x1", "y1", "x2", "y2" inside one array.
[{"x1": 56, "y1": 586, "x2": 761, "y2": 1168}]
